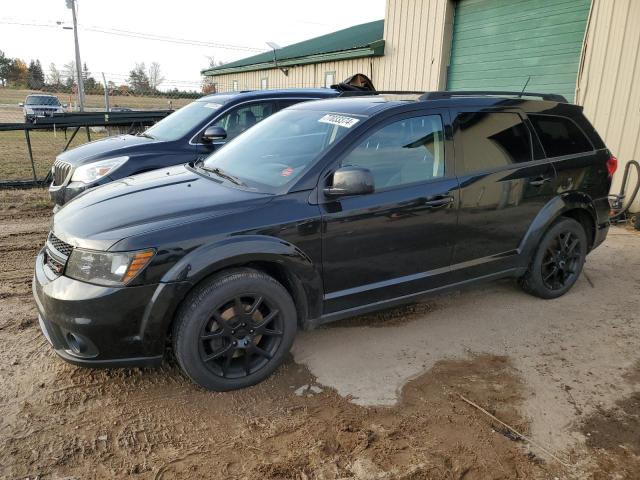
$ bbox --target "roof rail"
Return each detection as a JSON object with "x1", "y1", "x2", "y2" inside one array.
[
  {"x1": 420, "y1": 90, "x2": 568, "y2": 103},
  {"x1": 338, "y1": 90, "x2": 425, "y2": 97}
]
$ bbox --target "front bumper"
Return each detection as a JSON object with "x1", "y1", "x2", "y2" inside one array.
[
  {"x1": 49, "y1": 181, "x2": 92, "y2": 209},
  {"x1": 33, "y1": 248, "x2": 191, "y2": 368}
]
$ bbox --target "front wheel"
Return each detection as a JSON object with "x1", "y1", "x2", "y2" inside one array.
[
  {"x1": 172, "y1": 268, "x2": 297, "y2": 391},
  {"x1": 519, "y1": 217, "x2": 588, "y2": 299}
]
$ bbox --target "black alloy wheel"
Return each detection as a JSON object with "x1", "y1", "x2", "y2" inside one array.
[
  {"x1": 540, "y1": 231, "x2": 582, "y2": 291},
  {"x1": 520, "y1": 217, "x2": 588, "y2": 299},
  {"x1": 199, "y1": 294, "x2": 283, "y2": 379},
  {"x1": 173, "y1": 268, "x2": 297, "y2": 391}
]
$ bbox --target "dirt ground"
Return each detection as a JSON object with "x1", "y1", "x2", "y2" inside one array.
[{"x1": 0, "y1": 189, "x2": 638, "y2": 479}]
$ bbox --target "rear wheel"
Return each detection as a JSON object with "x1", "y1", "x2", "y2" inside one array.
[
  {"x1": 519, "y1": 217, "x2": 588, "y2": 299},
  {"x1": 172, "y1": 268, "x2": 297, "y2": 391}
]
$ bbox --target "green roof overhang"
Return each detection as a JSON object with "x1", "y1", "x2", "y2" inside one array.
[{"x1": 201, "y1": 40, "x2": 385, "y2": 76}]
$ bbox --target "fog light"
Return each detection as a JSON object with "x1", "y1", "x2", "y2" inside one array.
[{"x1": 66, "y1": 332, "x2": 86, "y2": 354}]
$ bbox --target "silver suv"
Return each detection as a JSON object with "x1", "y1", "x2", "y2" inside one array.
[{"x1": 20, "y1": 94, "x2": 66, "y2": 123}]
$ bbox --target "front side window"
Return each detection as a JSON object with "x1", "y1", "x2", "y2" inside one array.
[
  {"x1": 340, "y1": 115, "x2": 445, "y2": 190},
  {"x1": 212, "y1": 102, "x2": 277, "y2": 141},
  {"x1": 528, "y1": 114, "x2": 593, "y2": 158},
  {"x1": 457, "y1": 112, "x2": 532, "y2": 174},
  {"x1": 201, "y1": 109, "x2": 356, "y2": 191}
]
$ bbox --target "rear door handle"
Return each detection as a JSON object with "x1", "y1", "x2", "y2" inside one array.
[
  {"x1": 530, "y1": 176, "x2": 552, "y2": 186},
  {"x1": 424, "y1": 195, "x2": 454, "y2": 208}
]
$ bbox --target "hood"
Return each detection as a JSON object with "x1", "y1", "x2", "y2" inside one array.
[
  {"x1": 53, "y1": 165, "x2": 271, "y2": 250},
  {"x1": 57, "y1": 134, "x2": 162, "y2": 166}
]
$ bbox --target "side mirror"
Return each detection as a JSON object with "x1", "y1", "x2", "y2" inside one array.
[
  {"x1": 324, "y1": 166, "x2": 374, "y2": 197},
  {"x1": 202, "y1": 126, "x2": 227, "y2": 143},
  {"x1": 18, "y1": 102, "x2": 24, "y2": 107}
]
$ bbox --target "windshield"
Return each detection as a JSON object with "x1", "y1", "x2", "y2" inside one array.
[
  {"x1": 144, "y1": 97, "x2": 232, "y2": 141},
  {"x1": 25, "y1": 95, "x2": 60, "y2": 106},
  {"x1": 201, "y1": 109, "x2": 358, "y2": 192}
]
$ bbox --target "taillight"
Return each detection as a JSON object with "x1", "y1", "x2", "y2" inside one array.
[{"x1": 606, "y1": 155, "x2": 618, "y2": 177}]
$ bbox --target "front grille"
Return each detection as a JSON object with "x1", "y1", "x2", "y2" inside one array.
[
  {"x1": 45, "y1": 252, "x2": 66, "y2": 275},
  {"x1": 47, "y1": 232, "x2": 73, "y2": 257},
  {"x1": 52, "y1": 160, "x2": 72, "y2": 186}
]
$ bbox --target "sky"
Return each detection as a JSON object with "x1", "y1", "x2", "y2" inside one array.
[{"x1": 0, "y1": 0, "x2": 386, "y2": 91}]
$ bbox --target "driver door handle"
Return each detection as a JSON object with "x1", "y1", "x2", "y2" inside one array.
[
  {"x1": 424, "y1": 195, "x2": 454, "y2": 208},
  {"x1": 530, "y1": 175, "x2": 552, "y2": 186}
]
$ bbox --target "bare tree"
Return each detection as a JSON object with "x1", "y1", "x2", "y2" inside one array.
[
  {"x1": 63, "y1": 60, "x2": 77, "y2": 87},
  {"x1": 48, "y1": 62, "x2": 63, "y2": 86},
  {"x1": 148, "y1": 62, "x2": 164, "y2": 91}
]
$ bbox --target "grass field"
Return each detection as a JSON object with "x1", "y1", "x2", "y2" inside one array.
[
  {"x1": 0, "y1": 87, "x2": 195, "y2": 109},
  {"x1": 0, "y1": 128, "x2": 109, "y2": 181},
  {"x1": 0, "y1": 87, "x2": 197, "y2": 181}
]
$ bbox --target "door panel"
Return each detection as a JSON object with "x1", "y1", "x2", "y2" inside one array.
[
  {"x1": 451, "y1": 109, "x2": 556, "y2": 279},
  {"x1": 320, "y1": 112, "x2": 459, "y2": 313}
]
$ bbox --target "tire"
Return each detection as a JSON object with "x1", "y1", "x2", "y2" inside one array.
[
  {"x1": 519, "y1": 217, "x2": 588, "y2": 299},
  {"x1": 172, "y1": 268, "x2": 297, "y2": 391}
]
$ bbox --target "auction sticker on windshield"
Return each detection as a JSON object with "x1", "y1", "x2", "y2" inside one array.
[
  {"x1": 319, "y1": 114, "x2": 360, "y2": 128},
  {"x1": 204, "y1": 103, "x2": 224, "y2": 109}
]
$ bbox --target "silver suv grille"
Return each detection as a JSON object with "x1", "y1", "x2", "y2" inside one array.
[{"x1": 52, "y1": 160, "x2": 72, "y2": 186}]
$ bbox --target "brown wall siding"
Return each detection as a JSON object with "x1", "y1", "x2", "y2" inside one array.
[{"x1": 576, "y1": 0, "x2": 640, "y2": 211}]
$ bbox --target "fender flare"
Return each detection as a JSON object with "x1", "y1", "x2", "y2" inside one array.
[
  {"x1": 160, "y1": 234, "x2": 324, "y2": 323},
  {"x1": 519, "y1": 192, "x2": 597, "y2": 264}
]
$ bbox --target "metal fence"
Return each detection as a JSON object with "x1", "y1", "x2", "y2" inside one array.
[{"x1": 0, "y1": 84, "x2": 203, "y2": 185}]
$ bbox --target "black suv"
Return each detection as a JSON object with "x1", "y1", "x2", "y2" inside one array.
[
  {"x1": 33, "y1": 91, "x2": 615, "y2": 391},
  {"x1": 48, "y1": 89, "x2": 338, "y2": 209}
]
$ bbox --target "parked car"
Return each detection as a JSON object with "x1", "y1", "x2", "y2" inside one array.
[
  {"x1": 48, "y1": 89, "x2": 339, "y2": 210},
  {"x1": 20, "y1": 94, "x2": 66, "y2": 122},
  {"x1": 33, "y1": 91, "x2": 615, "y2": 391}
]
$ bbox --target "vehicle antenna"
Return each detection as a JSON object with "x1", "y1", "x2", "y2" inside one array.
[{"x1": 519, "y1": 76, "x2": 531, "y2": 97}]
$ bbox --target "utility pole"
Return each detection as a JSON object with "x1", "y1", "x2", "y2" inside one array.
[
  {"x1": 101, "y1": 72, "x2": 110, "y2": 112},
  {"x1": 66, "y1": 0, "x2": 85, "y2": 111}
]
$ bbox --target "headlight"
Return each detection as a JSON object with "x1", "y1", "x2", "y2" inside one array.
[
  {"x1": 71, "y1": 156, "x2": 128, "y2": 184},
  {"x1": 65, "y1": 248, "x2": 155, "y2": 286}
]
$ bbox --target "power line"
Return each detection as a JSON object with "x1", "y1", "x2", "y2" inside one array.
[{"x1": 0, "y1": 18, "x2": 266, "y2": 53}]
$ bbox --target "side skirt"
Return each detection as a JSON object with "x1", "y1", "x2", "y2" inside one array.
[{"x1": 304, "y1": 267, "x2": 524, "y2": 329}]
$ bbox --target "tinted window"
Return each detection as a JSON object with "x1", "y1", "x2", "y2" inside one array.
[
  {"x1": 212, "y1": 101, "x2": 277, "y2": 140},
  {"x1": 457, "y1": 112, "x2": 532, "y2": 174},
  {"x1": 340, "y1": 115, "x2": 445, "y2": 189},
  {"x1": 529, "y1": 114, "x2": 593, "y2": 157}
]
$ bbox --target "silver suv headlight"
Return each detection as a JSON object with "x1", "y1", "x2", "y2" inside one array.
[
  {"x1": 65, "y1": 248, "x2": 155, "y2": 286},
  {"x1": 71, "y1": 156, "x2": 129, "y2": 184}
]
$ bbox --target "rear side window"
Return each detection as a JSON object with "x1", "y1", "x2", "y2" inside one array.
[
  {"x1": 528, "y1": 114, "x2": 593, "y2": 158},
  {"x1": 457, "y1": 112, "x2": 532, "y2": 174}
]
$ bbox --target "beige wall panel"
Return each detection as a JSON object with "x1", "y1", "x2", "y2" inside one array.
[{"x1": 577, "y1": 0, "x2": 640, "y2": 211}]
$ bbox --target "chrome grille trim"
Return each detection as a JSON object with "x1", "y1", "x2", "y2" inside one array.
[{"x1": 52, "y1": 160, "x2": 72, "y2": 186}]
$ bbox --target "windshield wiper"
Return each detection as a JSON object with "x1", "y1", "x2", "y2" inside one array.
[{"x1": 199, "y1": 165, "x2": 247, "y2": 187}]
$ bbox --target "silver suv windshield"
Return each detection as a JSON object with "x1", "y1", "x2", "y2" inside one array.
[
  {"x1": 144, "y1": 97, "x2": 233, "y2": 141},
  {"x1": 25, "y1": 95, "x2": 60, "y2": 106},
  {"x1": 200, "y1": 109, "x2": 358, "y2": 192}
]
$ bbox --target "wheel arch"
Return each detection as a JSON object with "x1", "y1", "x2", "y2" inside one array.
[
  {"x1": 161, "y1": 235, "x2": 323, "y2": 335},
  {"x1": 519, "y1": 192, "x2": 598, "y2": 263}
]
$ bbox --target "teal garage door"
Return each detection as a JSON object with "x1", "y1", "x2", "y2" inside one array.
[{"x1": 447, "y1": 0, "x2": 592, "y2": 102}]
